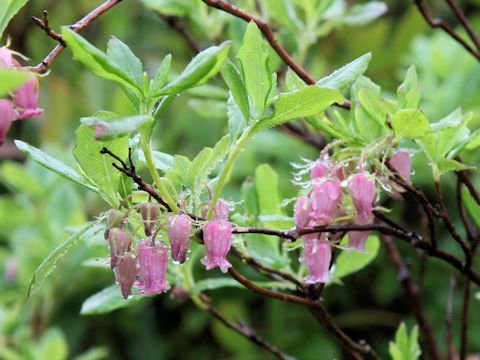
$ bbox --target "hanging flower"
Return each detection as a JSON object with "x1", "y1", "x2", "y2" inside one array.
[
  {"x1": 12, "y1": 77, "x2": 43, "y2": 120},
  {"x1": 167, "y1": 214, "x2": 192, "y2": 263},
  {"x1": 114, "y1": 255, "x2": 137, "y2": 299},
  {"x1": 303, "y1": 237, "x2": 332, "y2": 284},
  {"x1": 0, "y1": 99, "x2": 14, "y2": 146},
  {"x1": 310, "y1": 180, "x2": 343, "y2": 224},
  {"x1": 201, "y1": 220, "x2": 232, "y2": 272},
  {"x1": 388, "y1": 150, "x2": 412, "y2": 183},
  {"x1": 348, "y1": 173, "x2": 376, "y2": 217},
  {"x1": 136, "y1": 242, "x2": 170, "y2": 294},
  {"x1": 107, "y1": 228, "x2": 132, "y2": 269},
  {"x1": 294, "y1": 195, "x2": 311, "y2": 229}
]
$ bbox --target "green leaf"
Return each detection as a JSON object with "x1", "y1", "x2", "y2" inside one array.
[
  {"x1": 317, "y1": 53, "x2": 372, "y2": 92},
  {"x1": 81, "y1": 285, "x2": 146, "y2": 315},
  {"x1": 333, "y1": 235, "x2": 380, "y2": 280},
  {"x1": 106, "y1": 36, "x2": 144, "y2": 88},
  {"x1": 466, "y1": 130, "x2": 480, "y2": 150},
  {"x1": 157, "y1": 42, "x2": 231, "y2": 96},
  {"x1": 357, "y1": 86, "x2": 387, "y2": 126},
  {"x1": 0, "y1": 68, "x2": 29, "y2": 97},
  {"x1": 462, "y1": 187, "x2": 480, "y2": 228},
  {"x1": 72, "y1": 347, "x2": 109, "y2": 360},
  {"x1": 141, "y1": 0, "x2": 196, "y2": 16},
  {"x1": 397, "y1": 65, "x2": 420, "y2": 109},
  {"x1": 73, "y1": 125, "x2": 129, "y2": 205},
  {"x1": 81, "y1": 114, "x2": 151, "y2": 140},
  {"x1": 437, "y1": 159, "x2": 474, "y2": 174},
  {"x1": 37, "y1": 328, "x2": 68, "y2": 360},
  {"x1": 222, "y1": 59, "x2": 250, "y2": 121},
  {"x1": 227, "y1": 94, "x2": 246, "y2": 142},
  {"x1": 14, "y1": 140, "x2": 99, "y2": 193},
  {"x1": 62, "y1": 28, "x2": 142, "y2": 97},
  {"x1": 237, "y1": 22, "x2": 272, "y2": 118},
  {"x1": 28, "y1": 221, "x2": 99, "y2": 296},
  {"x1": 264, "y1": 0, "x2": 302, "y2": 33},
  {"x1": 340, "y1": 2, "x2": 387, "y2": 26},
  {"x1": 254, "y1": 86, "x2": 343, "y2": 132},
  {"x1": 0, "y1": 0, "x2": 29, "y2": 37},
  {"x1": 392, "y1": 109, "x2": 429, "y2": 139},
  {"x1": 151, "y1": 54, "x2": 172, "y2": 96},
  {"x1": 389, "y1": 323, "x2": 421, "y2": 360},
  {"x1": 138, "y1": 150, "x2": 174, "y2": 171}
]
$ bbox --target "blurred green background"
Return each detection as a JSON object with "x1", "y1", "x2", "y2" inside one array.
[{"x1": 1, "y1": 0, "x2": 479, "y2": 359}]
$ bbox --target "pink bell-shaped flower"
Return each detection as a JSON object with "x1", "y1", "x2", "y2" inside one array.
[
  {"x1": 0, "y1": 99, "x2": 14, "y2": 146},
  {"x1": 310, "y1": 160, "x2": 329, "y2": 180},
  {"x1": 107, "y1": 228, "x2": 132, "y2": 269},
  {"x1": 347, "y1": 213, "x2": 373, "y2": 252},
  {"x1": 201, "y1": 220, "x2": 232, "y2": 272},
  {"x1": 348, "y1": 173, "x2": 376, "y2": 217},
  {"x1": 140, "y1": 202, "x2": 160, "y2": 236},
  {"x1": 167, "y1": 214, "x2": 192, "y2": 263},
  {"x1": 0, "y1": 47, "x2": 14, "y2": 68},
  {"x1": 114, "y1": 255, "x2": 137, "y2": 299},
  {"x1": 12, "y1": 77, "x2": 43, "y2": 120},
  {"x1": 310, "y1": 180, "x2": 343, "y2": 224},
  {"x1": 214, "y1": 199, "x2": 230, "y2": 220},
  {"x1": 294, "y1": 195, "x2": 311, "y2": 229},
  {"x1": 388, "y1": 150, "x2": 412, "y2": 183},
  {"x1": 136, "y1": 242, "x2": 170, "y2": 294},
  {"x1": 303, "y1": 238, "x2": 332, "y2": 284}
]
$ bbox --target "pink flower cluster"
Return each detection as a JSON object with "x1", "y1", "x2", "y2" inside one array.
[
  {"x1": 294, "y1": 153, "x2": 412, "y2": 284},
  {"x1": 107, "y1": 200, "x2": 233, "y2": 299},
  {"x1": 0, "y1": 47, "x2": 43, "y2": 146}
]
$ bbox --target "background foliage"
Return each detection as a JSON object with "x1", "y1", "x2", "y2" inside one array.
[{"x1": 1, "y1": 0, "x2": 479, "y2": 359}]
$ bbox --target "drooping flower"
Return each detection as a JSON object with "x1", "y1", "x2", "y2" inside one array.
[
  {"x1": 310, "y1": 160, "x2": 329, "y2": 180},
  {"x1": 388, "y1": 150, "x2": 412, "y2": 183},
  {"x1": 303, "y1": 237, "x2": 332, "y2": 284},
  {"x1": 136, "y1": 242, "x2": 170, "y2": 294},
  {"x1": 0, "y1": 47, "x2": 14, "y2": 68},
  {"x1": 347, "y1": 213, "x2": 373, "y2": 252},
  {"x1": 348, "y1": 173, "x2": 376, "y2": 217},
  {"x1": 12, "y1": 76, "x2": 43, "y2": 120},
  {"x1": 310, "y1": 180, "x2": 343, "y2": 224},
  {"x1": 213, "y1": 199, "x2": 230, "y2": 220},
  {"x1": 107, "y1": 228, "x2": 132, "y2": 269},
  {"x1": 0, "y1": 99, "x2": 14, "y2": 146},
  {"x1": 201, "y1": 220, "x2": 232, "y2": 272},
  {"x1": 294, "y1": 195, "x2": 311, "y2": 229},
  {"x1": 140, "y1": 202, "x2": 160, "y2": 236},
  {"x1": 114, "y1": 255, "x2": 137, "y2": 299},
  {"x1": 167, "y1": 214, "x2": 192, "y2": 263}
]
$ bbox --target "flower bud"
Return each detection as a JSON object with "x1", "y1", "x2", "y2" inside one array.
[
  {"x1": 310, "y1": 180, "x2": 343, "y2": 225},
  {"x1": 114, "y1": 255, "x2": 137, "y2": 299},
  {"x1": 140, "y1": 202, "x2": 160, "y2": 236},
  {"x1": 294, "y1": 196, "x2": 311, "y2": 228},
  {"x1": 310, "y1": 160, "x2": 328, "y2": 180},
  {"x1": 0, "y1": 99, "x2": 14, "y2": 146},
  {"x1": 388, "y1": 150, "x2": 412, "y2": 183},
  {"x1": 214, "y1": 199, "x2": 230, "y2": 220},
  {"x1": 347, "y1": 213, "x2": 373, "y2": 252},
  {"x1": 136, "y1": 242, "x2": 170, "y2": 294},
  {"x1": 167, "y1": 214, "x2": 192, "y2": 263},
  {"x1": 107, "y1": 228, "x2": 132, "y2": 269},
  {"x1": 107, "y1": 209, "x2": 125, "y2": 229},
  {"x1": 303, "y1": 238, "x2": 331, "y2": 284},
  {"x1": 348, "y1": 173, "x2": 376, "y2": 217},
  {"x1": 0, "y1": 47, "x2": 14, "y2": 68},
  {"x1": 12, "y1": 77, "x2": 43, "y2": 120},
  {"x1": 201, "y1": 220, "x2": 232, "y2": 272}
]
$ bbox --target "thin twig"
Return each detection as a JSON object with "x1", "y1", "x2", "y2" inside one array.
[
  {"x1": 445, "y1": 0, "x2": 480, "y2": 51},
  {"x1": 446, "y1": 276, "x2": 457, "y2": 360},
  {"x1": 31, "y1": 10, "x2": 65, "y2": 46},
  {"x1": 157, "y1": 13, "x2": 202, "y2": 53},
  {"x1": 23, "y1": 0, "x2": 123, "y2": 74},
  {"x1": 456, "y1": 169, "x2": 480, "y2": 206},
  {"x1": 199, "y1": 294, "x2": 295, "y2": 360},
  {"x1": 456, "y1": 178, "x2": 476, "y2": 242},
  {"x1": 460, "y1": 278, "x2": 471, "y2": 360},
  {"x1": 383, "y1": 236, "x2": 442, "y2": 360},
  {"x1": 413, "y1": 0, "x2": 480, "y2": 60},
  {"x1": 201, "y1": 0, "x2": 351, "y2": 109}
]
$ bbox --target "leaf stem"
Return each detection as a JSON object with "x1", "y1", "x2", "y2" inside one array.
[
  {"x1": 140, "y1": 132, "x2": 179, "y2": 213},
  {"x1": 207, "y1": 129, "x2": 252, "y2": 219}
]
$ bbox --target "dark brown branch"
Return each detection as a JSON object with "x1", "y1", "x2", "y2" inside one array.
[
  {"x1": 199, "y1": 294, "x2": 295, "y2": 360},
  {"x1": 157, "y1": 14, "x2": 202, "y2": 54},
  {"x1": 445, "y1": 0, "x2": 480, "y2": 51},
  {"x1": 32, "y1": 10, "x2": 65, "y2": 46},
  {"x1": 446, "y1": 276, "x2": 457, "y2": 360},
  {"x1": 230, "y1": 246, "x2": 306, "y2": 291},
  {"x1": 456, "y1": 169, "x2": 480, "y2": 206},
  {"x1": 23, "y1": 0, "x2": 123, "y2": 74},
  {"x1": 456, "y1": 178, "x2": 476, "y2": 243},
  {"x1": 383, "y1": 236, "x2": 442, "y2": 360},
  {"x1": 277, "y1": 123, "x2": 326, "y2": 150},
  {"x1": 227, "y1": 267, "x2": 315, "y2": 306},
  {"x1": 413, "y1": 0, "x2": 480, "y2": 61},
  {"x1": 460, "y1": 278, "x2": 471, "y2": 360},
  {"x1": 201, "y1": 0, "x2": 351, "y2": 110}
]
